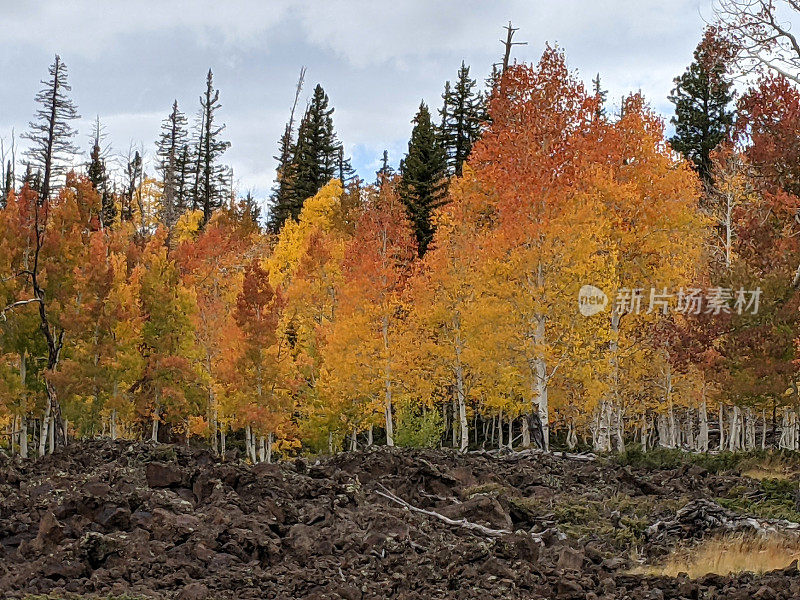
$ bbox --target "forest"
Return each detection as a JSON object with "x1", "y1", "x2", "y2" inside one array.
[{"x1": 4, "y1": 2, "x2": 800, "y2": 464}]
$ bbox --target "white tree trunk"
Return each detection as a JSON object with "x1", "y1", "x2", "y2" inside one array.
[
  {"x1": 267, "y1": 432, "x2": 273, "y2": 464},
  {"x1": 729, "y1": 405, "x2": 741, "y2": 451},
  {"x1": 719, "y1": 404, "x2": 725, "y2": 451},
  {"x1": 454, "y1": 328, "x2": 469, "y2": 452},
  {"x1": 698, "y1": 400, "x2": 709, "y2": 452},
  {"x1": 533, "y1": 354, "x2": 549, "y2": 451},
  {"x1": 382, "y1": 315, "x2": 394, "y2": 447},
  {"x1": 614, "y1": 404, "x2": 625, "y2": 453},
  {"x1": 745, "y1": 407, "x2": 756, "y2": 451},
  {"x1": 497, "y1": 409, "x2": 504, "y2": 449},
  {"x1": 151, "y1": 406, "x2": 159, "y2": 443},
  {"x1": 39, "y1": 401, "x2": 51, "y2": 458},
  {"x1": 367, "y1": 425, "x2": 373, "y2": 447},
  {"x1": 19, "y1": 415, "x2": 28, "y2": 459},
  {"x1": 595, "y1": 402, "x2": 612, "y2": 452},
  {"x1": 640, "y1": 414, "x2": 649, "y2": 451},
  {"x1": 48, "y1": 417, "x2": 54, "y2": 454},
  {"x1": 667, "y1": 397, "x2": 678, "y2": 448},
  {"x1": 245, "y1": 423, "x2": 253, "y2": 462},
  {"x1": 258, "y1": 436, "x2": 266, "y2": 463},
  {"x1": 780, "y1": 407, "x2": 790, "y2": 450},
  {"x1": 657, "y1": 413, "x2": 669, "y2": 448}
]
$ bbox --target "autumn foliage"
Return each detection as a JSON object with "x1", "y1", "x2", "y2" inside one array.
[{"x1": 3, "y1": 47, "x2": 800, "y2": 459}]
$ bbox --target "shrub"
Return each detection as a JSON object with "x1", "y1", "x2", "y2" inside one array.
[{"x1": 394, "y1": 404, "x2": 444, "y2": 448}]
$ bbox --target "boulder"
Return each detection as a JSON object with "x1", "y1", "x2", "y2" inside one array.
[{"x1": 146, "y1": 462, "x2": 183, "y2": 488}]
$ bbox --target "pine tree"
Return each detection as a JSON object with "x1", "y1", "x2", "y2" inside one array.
[
  {"x1": 87, "y1": 117, "x2": 115, "y2": 227},
  {"x1": 269, "y1": 68, "x2": 305, "y2": 233},
  {"x1": 156, "y1": 100, "x2": 189, "y2": 229},
  {"x1": 336, "y1": 146, "x2": 356, "y2": 187},
  {"x1": 175, "y1": 144, "x2": 192, "y2": 215},
  {"x1": 592, "y1": 73, "x2": 607, "y2": 121},
  {"x1": 2, "y1": 161, "x2": 13, "y2": 208},
  {"x1": 22, "y1": 55, "x2": 80, "y2": 204},
  {"x1": 399, "y1": 102, "x2": 448, "y2": 256},
  {"x1": 375, "y1": 150, "x2": 394, "y2": 184},
  {"x1": 194, "y1": 69, "x2": 230, "y2": 226},
  {"x1": 1, "y1": 133, "x2": 15, "y2": 207},
  {"x1": 440, "y1": 62, "x2": 484, "y2": 176},
  {"x1": 121, "y1": 150, "x2": 142, "y2": 224},
  {"x1": 669, "y1": 27, "x2": 735, "y2": 184},
  {"x1": 271, "y1": 84, "x2": 347, "y2": 229}
]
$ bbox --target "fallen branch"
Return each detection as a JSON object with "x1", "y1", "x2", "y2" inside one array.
[
  {"x1": 375, "y1": 484, "x2": 513, "y2": 537},
  {"x1": 374, "y1": 483, "x2": 562, "y2": 544}
]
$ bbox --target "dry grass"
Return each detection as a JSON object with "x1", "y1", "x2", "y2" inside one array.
[
  {"x1": 633, "y1": 533, "x2": 800, "y2": 578},
  {"x1": 742, "y1": 466, "x2": 795, "y2": 480},
  {"x1": 740, "y1": 454, "x2": 799, "y2": 481}
]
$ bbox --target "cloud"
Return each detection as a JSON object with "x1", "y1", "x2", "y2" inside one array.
[{"x1": 0, "y1": 0, "x2": 723, "y2": 202}]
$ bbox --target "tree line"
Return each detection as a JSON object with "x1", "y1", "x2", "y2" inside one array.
[{"x1": 4, "y1": 5, "x2": 800, "y2": 460}]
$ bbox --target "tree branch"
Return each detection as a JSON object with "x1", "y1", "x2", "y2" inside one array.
[{"x1": 0, "y1": 297, "x2": 42, "y2": 320}]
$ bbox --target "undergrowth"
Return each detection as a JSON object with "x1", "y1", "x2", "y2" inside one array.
[
  {"x1": 633, "y1": 532, "x2": 800, "y2": 578},
  {"x1": 615, "y1": 446, "x2": 800, "y2": 476},
  {"x1": 718, "y1": 477, "x2": 800, "y2": 522}
]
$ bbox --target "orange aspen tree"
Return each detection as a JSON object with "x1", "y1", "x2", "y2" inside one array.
[{"x1": 330, "y1": 181, "x2": 416, "y2": 447}]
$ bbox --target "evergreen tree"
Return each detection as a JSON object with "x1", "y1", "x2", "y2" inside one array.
[
  {"x1": 270, "y1": 84, "x2": 348, "y2": 229},
  {"x1": 270, "y1": 120, "x2": 296, "y2": 232},
  {"x1": 269, "y1": 67, "x2": 305, "y2": 233},
  {"x1": 175, "y1": 144, "x2": 192, "y2": 215},
  {"x1": 399, "y1": 102, "x2": 448, "y2": 256},
  {"x1": 3, "y1": 162, "x2": 11, "y2": 200},
  {"x1": 238, "y1": 191, "x2": 262, "y2": 228},
  {"x1": 121, "y1": 150, "x2": 142, "y2": 223},
  {"x1": 21, "y1": 163, "x2": 40, "y2": 192},
  {"x1": 156, "y1": 101, "x2": 189, "y2": 229},
  {"x1": 22, "y1": 55, "x2": 80, "y2": 204},
  {"x1": 375, "y1": 149, "x2": 395, "y2": 184},
  {"x1": 440, "y1": 62, "x2": 484, "y2": 176},
  {"x1": 669, "y1": 27, "x2": 735, "y2": 184},
  {"x1": 87, "y1": 117, "x2": 115, "y2": 227},
  {"x1": 1, "y1": 134, "x2": 15, "y2": 207},
  {"x1": 194, "y1": 69, "x2": 230, "y2": 226},
  {"x1": 2, "y1": 160, "x2": 13, "y2": 208},
  {"x1": 336, "y1": 146, "x2": 356, "y2": 187},
  {"x1": 592, "y1": 73, "x2": 607, "y2": 121}
]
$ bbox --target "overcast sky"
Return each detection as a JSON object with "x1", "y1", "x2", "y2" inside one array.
[{"x1": 0, "y1": 0, "x2": 717, "y2": 210}]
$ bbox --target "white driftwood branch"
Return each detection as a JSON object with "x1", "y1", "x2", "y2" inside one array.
[{"x1": 375, "y1": 483, "x2": 561, "y2": 544}]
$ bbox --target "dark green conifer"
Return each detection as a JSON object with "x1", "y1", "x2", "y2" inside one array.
[
  {"x1": 669, "y1": 27, "x2": 735, "y2": 184},
  {"x1": 399, "y1": 102, "x2": 448, "y2": 256}
]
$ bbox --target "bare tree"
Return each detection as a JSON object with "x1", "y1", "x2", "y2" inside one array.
[
  {"x1": 716, "y1": 0, "x2": 800, "y2": 83},
  {"x1": 21, "y1": 55, "x2": 80, "y2": 204},
  {"x1": 497, "y1": 21, "x2": 527, "y2": 75}
]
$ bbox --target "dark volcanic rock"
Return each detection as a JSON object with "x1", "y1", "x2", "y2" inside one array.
[
  {"x1": 146, "y1": 461, "x2": 184, "y2": 488},
  {"x1": 1, "y1": 440, "x2": 799, "y2": 599}
]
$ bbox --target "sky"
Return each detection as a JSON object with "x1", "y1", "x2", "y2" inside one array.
[{"x1": 0, "y1": 0, "x2": 718, "y2": 213}]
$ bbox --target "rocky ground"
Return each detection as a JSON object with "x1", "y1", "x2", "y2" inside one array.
[{"x1": 1, "y1": 440, "x2": 800, "y2": 599}]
